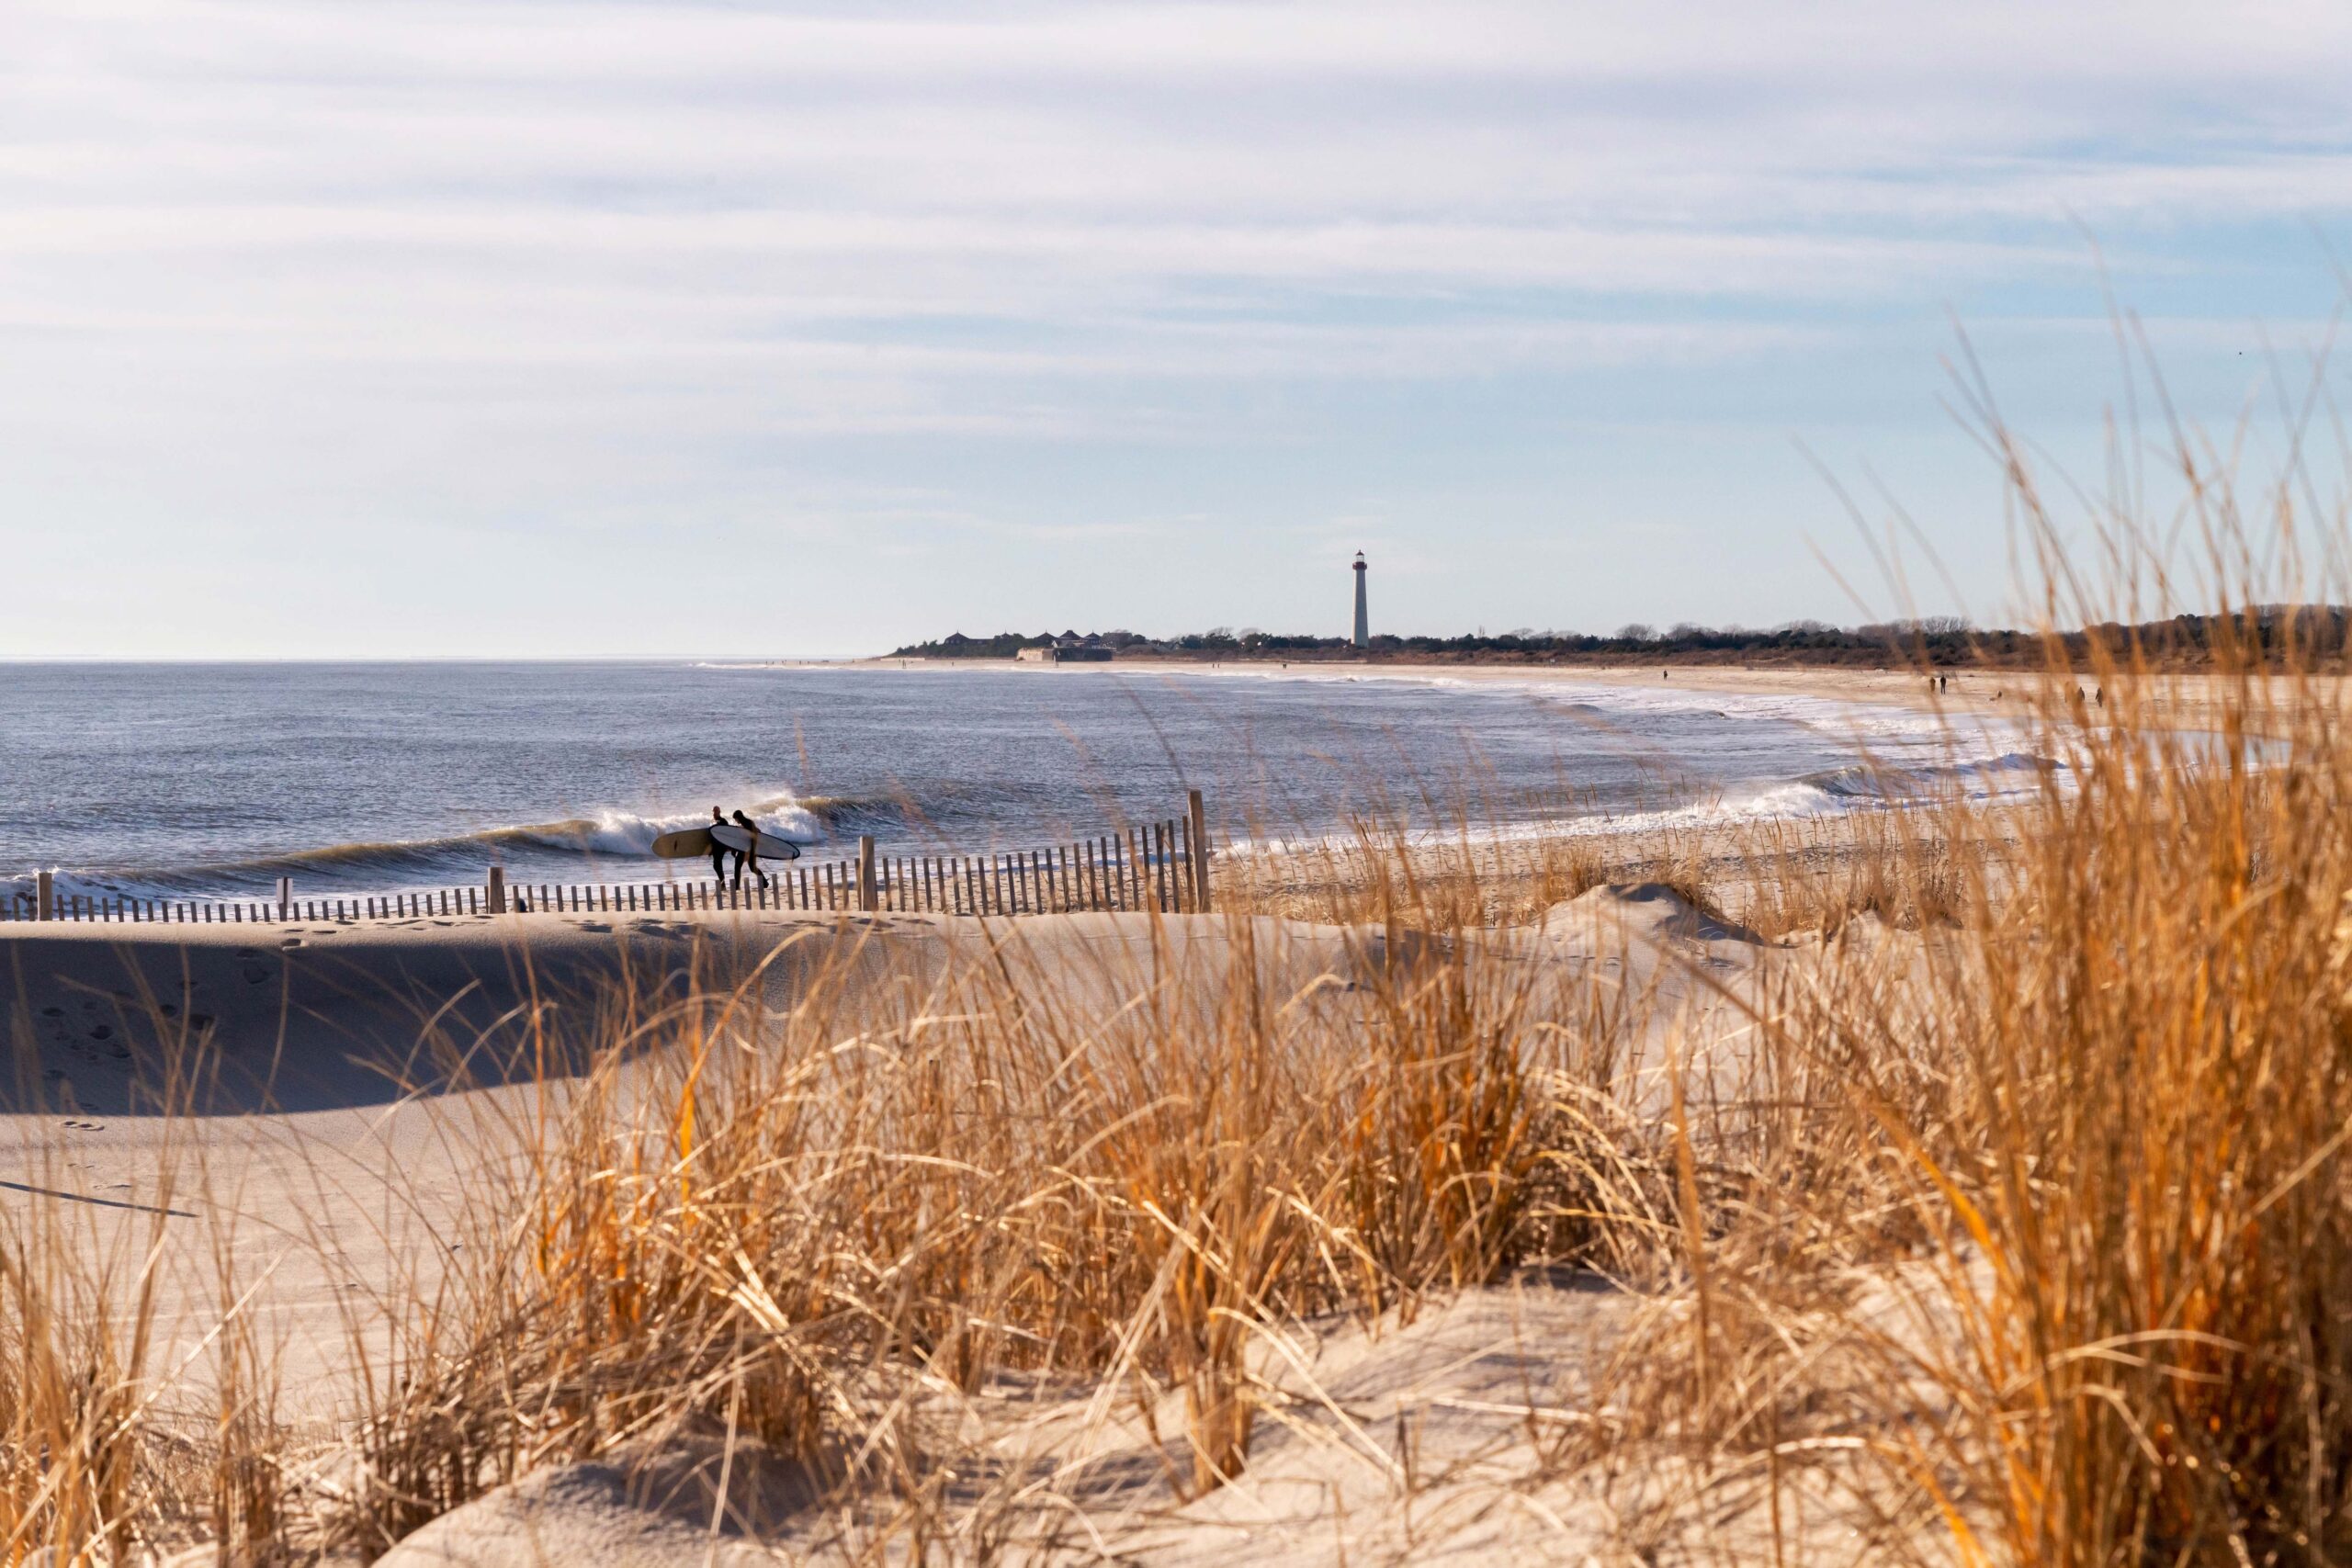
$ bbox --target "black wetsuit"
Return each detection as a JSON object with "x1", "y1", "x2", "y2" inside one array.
[
  {"x1": 709, "y1": 817, "x2": 732, "y2": 885},
  {"x1": 730, "y1": 812, "x2": 768, "y2": 889}
]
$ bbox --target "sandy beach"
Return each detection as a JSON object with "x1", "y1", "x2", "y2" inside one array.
[
  {"x1": 786, "y1": 655, "x2": 2352, "y2": 740},
  {"x1": 2, "y1": 892, "x2": 1807, "y2": 1563}
]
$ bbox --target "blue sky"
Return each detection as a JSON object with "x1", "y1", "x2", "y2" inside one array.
[{"x1": 3, "y1": 0, "x2": 2350, "y2": 657}]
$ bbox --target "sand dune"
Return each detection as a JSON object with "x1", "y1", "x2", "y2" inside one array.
[{"x1": 1, "y1": 895, "x2": 1849, "y2": 1561}]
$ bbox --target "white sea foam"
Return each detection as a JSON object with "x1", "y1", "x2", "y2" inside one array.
[
  {"x1": 1219, "y1": 746, "x2": 2065, "y2": 859},
  {"x1": 539, "y1": 791, "x2": 822, "y2": 857}
]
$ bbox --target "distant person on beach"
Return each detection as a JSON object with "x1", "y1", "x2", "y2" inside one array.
[
  {"x1": 708, "y1": 806, "x2": 733, "y2": 885},
  {"x1": 729, "y1": 809, "x2": 770, "y2": 890}
]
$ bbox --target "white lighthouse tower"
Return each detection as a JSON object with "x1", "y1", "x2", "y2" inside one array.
[{"x1": 1351, "y1": 552, "x2": 1369, "y2": 649}]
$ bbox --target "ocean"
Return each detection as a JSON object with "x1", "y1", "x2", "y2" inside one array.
[{"x1": 0, "y1": 661, "x2": 2051, "y2": 907}]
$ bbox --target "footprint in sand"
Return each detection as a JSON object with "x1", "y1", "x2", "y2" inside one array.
[{"x1": 61, "y1": 1120, "x2": 103, "y2": 1132}]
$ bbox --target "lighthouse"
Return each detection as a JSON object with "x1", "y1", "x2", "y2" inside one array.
[{"x1": 1351, "y1": 552, "x2": 1369, "y2": 649}]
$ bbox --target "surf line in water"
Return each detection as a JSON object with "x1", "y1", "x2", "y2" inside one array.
[
  {"x1": 1219, "y1": 743, "x2": 2071, "y2": 861},
  {"x1": 0, "y1": 790, "x2": 869, "y2": 904}
]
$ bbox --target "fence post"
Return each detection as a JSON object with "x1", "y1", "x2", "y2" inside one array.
[
  {"x1": 1187, "y1": 790, "x2": 1212, "y2": 913},
  {"x1": 857, "y1": 836, "x2": 877, "y2": 912},
  {"x1": 277, "y1": 876, "x2": 292, "y2": 922},
  {"x1": 36, "y1": 870, "x2": 53, "y2": 922},
  {"x1": 487, "y1": 865, "x2": 506, "y2": 914}
]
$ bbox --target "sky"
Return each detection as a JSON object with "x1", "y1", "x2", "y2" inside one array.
[{"x1": 5, "y1": 1, "x2": 2352, "y2": 658}]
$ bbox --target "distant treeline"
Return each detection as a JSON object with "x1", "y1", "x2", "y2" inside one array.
[{"x1": 891, "y1": 609, "x2": 2352, "y2": 670}]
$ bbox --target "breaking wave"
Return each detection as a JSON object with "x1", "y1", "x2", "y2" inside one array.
[{"x1": 1796, "y1": 751, "x2": 2059, "y2": 802}]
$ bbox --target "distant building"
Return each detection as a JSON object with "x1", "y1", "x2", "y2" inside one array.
[
  {"x1": 1017, "y1": 639, "x2": 1114, "y2": 663},
  {"x1": 1351, "y1": 552, "x2": 1369, "y2": 649}
]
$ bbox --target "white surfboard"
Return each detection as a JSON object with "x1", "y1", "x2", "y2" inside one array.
[
  {"x1": 650, "y1": 827, "x2": 708, "y2": 860},
  {"x1": 710, "y1": 821, "x2": 801, "y2": 861},
  {"x1": 650, "y1": 823, "x2": 802, "y2": 862}
]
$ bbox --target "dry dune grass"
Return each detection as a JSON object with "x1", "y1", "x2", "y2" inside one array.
[{"x1": 319, "y1": 898, "x2": 1669, "y2": 1560}]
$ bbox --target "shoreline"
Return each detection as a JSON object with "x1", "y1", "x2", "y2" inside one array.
[
  {"x1": 730, "y1": 654, "x2": 1989, "y2": 715},
  {"x1": 735, "y1": 655, "x2": 2338, "y2": 731}
]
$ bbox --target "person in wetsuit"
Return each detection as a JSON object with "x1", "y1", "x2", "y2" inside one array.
[
  {"x1": 729, "y1": 808, "x2": 770, "y2": 890},
  {"x1": 707, "y1": 806, "x2": 736, "y2": 887}
]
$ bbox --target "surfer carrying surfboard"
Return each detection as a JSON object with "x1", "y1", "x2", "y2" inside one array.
[
  {"x1": 707, "y1": 807, "x2": 732, "y2": 886},
  {"x1": 729, "y1": 808, "x2": 771, "y2": 891}
]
